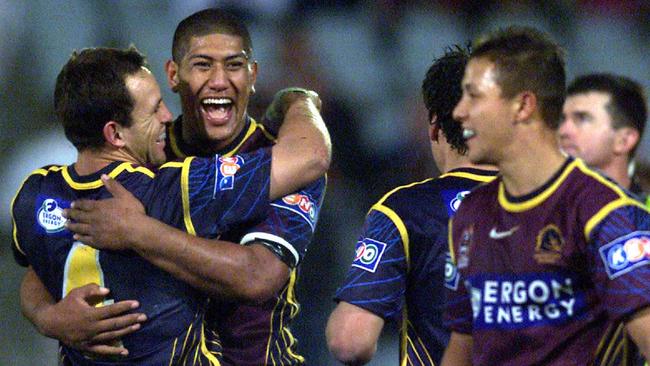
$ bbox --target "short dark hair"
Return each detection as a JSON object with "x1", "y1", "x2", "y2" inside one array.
[
  {"x1": 472, "y1": 26, "x2": 566, "y2": 129},
  {"x1": 172, "y1": 8, "x2": 253, "y2": 62},
  {"x1": 567, "y1": 73, "x2": 647, "y2": 145},
  {"x1": 54, "y1": 47, "x2": 147, "y2": 151},
  {"x1": 421, "y1": 44, "x2": 470, "y2": 154}
]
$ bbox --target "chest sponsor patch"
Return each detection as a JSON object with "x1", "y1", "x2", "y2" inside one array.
[
  {"x1": 599, "y1": 231, "x2": 650, "y2": 279},
  {"x1": 271, "y1": 193, "x2": 319, "y2": 230},
  {"x1": 214, "y1": 155, "x2": 243, "y2": 192},
  {"x1": 35, "y1": 196, "x2": 69, "y2": 234},
  {"x1": 466, "y1": 272, "x2": 586, "y2": 330},
  {"x1": 351, "y1": 238, "x2": 387, "y2": 273},
  {"x1": 441, "y1": 189, "x2": 471, "y2": 217}
]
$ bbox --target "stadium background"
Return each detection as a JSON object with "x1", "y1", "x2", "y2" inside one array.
[{"x1": 1, "y1": 1, "x2": 649, "y2": 364}]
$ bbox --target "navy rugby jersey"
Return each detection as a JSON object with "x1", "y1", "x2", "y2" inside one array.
[
  {"x1": 166, "y1": 115, "x2": 326, "y2": 365},
  {"x1": 11, "y1": 149, "x2": 272, "y2": 365},
  {"x1": 444, "y1": 158, "x2": 650, "y2": 366},
  {"x1": 335, "y1": 168, "x2": 496, "y2": 365}
]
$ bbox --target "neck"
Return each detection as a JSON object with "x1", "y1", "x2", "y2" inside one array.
[
  {"x1": 75, "y1": 148, "x2": 137, "y2": 176},
  {"x1": 181, "y1": 115, "x2": 248, "y2": 156},
  {"x1": 442, "y1": 152, "x2": 496, "y2": 174},
  {"x1": 498, "y1": 124, "x2": 566, "y2": 196},
  {"x1": 599, "y1": 160, "x2": 631, "y2": 189}
]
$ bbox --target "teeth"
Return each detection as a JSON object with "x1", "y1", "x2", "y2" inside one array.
[
  {"x1": 203, "y1": 98, "x2": 232, "y2": 105},
  {"x1": 462, "y1": 129, "x2": 475, "y2": 139},
  {"x1": 157, "y1": 131, "x2": 166, "y2": 142}
]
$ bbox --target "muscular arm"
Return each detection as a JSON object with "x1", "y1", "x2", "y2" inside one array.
[
  {"x1": 626, "y1": 307, "x2": 650, "y2": 360},
  {"x1": 21, "y1": 267, "x2": 145, "y2": 356},
  {"x1": 326, "y1": 301, "x2": 385, "y2": 365},
  {"x1": 440, "y1": 332, "x2": 473, "y2": 366},
  {"x1": 64, "y1": 90, "x2": 328, "y2": 301},
  {"x1": 268, "y1": 90, "x2": 331, "y2": 197},
  {"x1": 133, "y1": 216, "x2": 288, "y2": 301}
]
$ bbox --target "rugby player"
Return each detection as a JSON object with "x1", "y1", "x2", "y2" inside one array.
[
  {"x1": 326, "y1": 45, "x2": 496, "y2": 365},
  {"x1": 21, "y1": 8, "x2": 329, "y2": 365},
  {"x1": 442, "y1": 26, "x2": 650, "y2": 366},
  {"x1": 12, "y1": 46, "x2": 329, "y2": 364}
]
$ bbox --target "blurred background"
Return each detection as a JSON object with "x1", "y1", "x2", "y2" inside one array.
[{"x1": 1, "y1": 0, "x2": 649, "y2": 364}]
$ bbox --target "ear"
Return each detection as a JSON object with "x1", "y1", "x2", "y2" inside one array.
[
  {"x1": 513, "y1": 91, "x2": 537, "y2": 123},
  {"x1": 429, "y1": 115, "x2": 439, "y2": 142},
  {"x1": 165, "y1": 59, "x2": 180, "y2": 93},
  {"x1": 103, "y1": 121, "x2": 126, "y2": 148},
  {"x1": 249, "y1": 60, "x2": 258, "y2": 94},
  {"x1": 613, "y1": 127, "x2": 639, "y2": 156}
]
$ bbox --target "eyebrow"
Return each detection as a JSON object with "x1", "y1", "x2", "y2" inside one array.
[{"x1": 188, "y1": 51, "x2": 249, "y2": 62}]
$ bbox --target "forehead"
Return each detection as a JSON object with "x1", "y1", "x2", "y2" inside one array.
[
  {"x1": 125, "y1": 68, "x2": 160, "y2": 108},
  {"x1": 463, "y1": 58, "x2": 500, "y2": 91},
  {"x1": 564, "y1": 92, "x2": 610, "y2": 112},
  {"x1": 183, "y1": 33, "x2": 247, "y2": 60}
]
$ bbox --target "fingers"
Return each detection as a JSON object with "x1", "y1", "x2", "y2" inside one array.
[
  {"x1": 95, "y1": 300, "x2": 142, "y2": 320},
  {"x1": 101, "y1": 174, "x2": 130, "y2": 199},
  {"x1": 84, "y1": 343, "x2": 130, "y2": 357},
  {"x1": 91, "y1": 322, "x2": 142, "y2": 343},
  {"x1": 65, "y1": 221, "x2": 94, "y2": 237},
  {"x1": 68, "y1": 283, "x2": 110, "y2": 300}
]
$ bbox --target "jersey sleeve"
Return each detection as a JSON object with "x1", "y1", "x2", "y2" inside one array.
[
  {"x1": 443, "y1": 217, "x2": 474, "y2": 335},
  {"x1": 10, "y1": 178, "x2": 32, "y2": 267},
  {"x1": 334, "y1": 208, "x2": 407, "y2": 320},
  {"x1": 240, "y1": 177, "x2": 326, "y2": 268},
  {"x1": 588, "y1": 202, "x2": 650, "y2": 323},
  {"x1": 147, "y1": 148, "x2": 272, "y2": 237}
]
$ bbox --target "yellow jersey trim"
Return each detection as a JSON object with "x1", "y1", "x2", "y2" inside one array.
[
  {"x1": 61, "y1": 162, "x2": 155, "y2": 190},
  {"x1": 10, "y1": 166, "x2": 63, "y2": 256},
  {"x1": 498, "y1": 160, "x2": 578, "y2": 212},
  {"x1": 439, "y1": 170, "x2": 495, "y2": 182},
  {"x1": 179, "y1": 157, "x2": 198, "y2": 236},
  {"x1": 584, "y1": 197, "x2": 648, "y2": 240},
  {"x1": 223, "y1": 120, "x2": 258, "y2": 157}
]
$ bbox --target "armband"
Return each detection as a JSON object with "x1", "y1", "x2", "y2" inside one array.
[{"x1": 245, "y1": 238, "x2": 298, "y2": 269}]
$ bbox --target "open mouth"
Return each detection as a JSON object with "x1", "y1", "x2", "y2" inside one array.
[
  {"x1": 201, "y1": 97, "x2": 233, "y2": 124},
  {"x1": 462, "y1": 128, "x2": 476, "y2": 140},
  {"x1": 156, "y1": 131, "x2": 166, "y2": 144}
]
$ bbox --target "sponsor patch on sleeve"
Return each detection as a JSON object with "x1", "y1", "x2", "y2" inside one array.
[
  {"x1": 214, "y1": 155, "x2": 243, "y2": 192},
  {"x1": 444, "y1": 251, "x2": 460, "y2": 290},
  {"x1": 35, "y1": 196, "x2": 69, "y2": 235},
  {"x1": 351, "y1": 238, "x2": 387, "y2": 273},
  {"x1": 441, "y1": 189, "x2": 471, "y2": 217},
  {"x1": 599, "y1": 231, "x2": 650, "y2": 279},
  {"x1": 270, "y1": 193, "x2": 319, "y2": 230}
]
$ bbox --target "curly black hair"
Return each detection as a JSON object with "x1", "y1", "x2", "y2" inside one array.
[{"x1": 421, "y1": 44, "x2": 470, "y2": 155}]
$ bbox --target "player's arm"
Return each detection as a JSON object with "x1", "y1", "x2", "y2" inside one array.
[
  {"x1": 626, "y1": 307, "x2": 650, "y2": 360},
  {"x1": 268, "y1": 88, "x2": 331, "y2": 197},
  {"x1": 63, "y1": 90, "x2": 330, "y2": 301},
  {"x1": 20, "y1": 267, "x2": 145, "y2": 356},
  {"x1": 440, "y1": 332, "x2": 473, "y2": 366},
  {"x1": 326, "y1": 301, "x2": 385, "y2": 365},
  {"x1": 67, "y1": 177, "x2": 300, "y2": 301}
]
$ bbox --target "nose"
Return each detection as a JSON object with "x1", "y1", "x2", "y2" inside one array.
[
  {"x1": 160, "y1": 101, "x2": 174, "y2": 125},
  {"x1": 452, "y1": 97, "x2": 467, "y2": 123},
  {"x1": 207, "y1": 65, "x2": 228, "y2": 90},
  {"x1": 557, "y1": 117, "x2": 573, "y2": 139}
]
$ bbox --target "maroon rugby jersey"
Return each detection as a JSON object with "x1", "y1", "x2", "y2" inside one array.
[
  {"x1": 166, "y1": 115, "x2": 326, "y2": 365},
  {"x1": 444, "y1": 158, "x2": 650, "y2": 366}
]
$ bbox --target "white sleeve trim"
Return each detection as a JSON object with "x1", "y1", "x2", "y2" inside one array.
[{"x1": 240, "y1": 232, "x2": 301, "y2": 265}]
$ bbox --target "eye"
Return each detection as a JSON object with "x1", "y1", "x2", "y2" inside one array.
[
  {"x1": 226, "y1": 60, "x2": 245, "y2": 71},
  {"x1": 192, "y1": 61, "x2": 211, "y2": 70}
]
